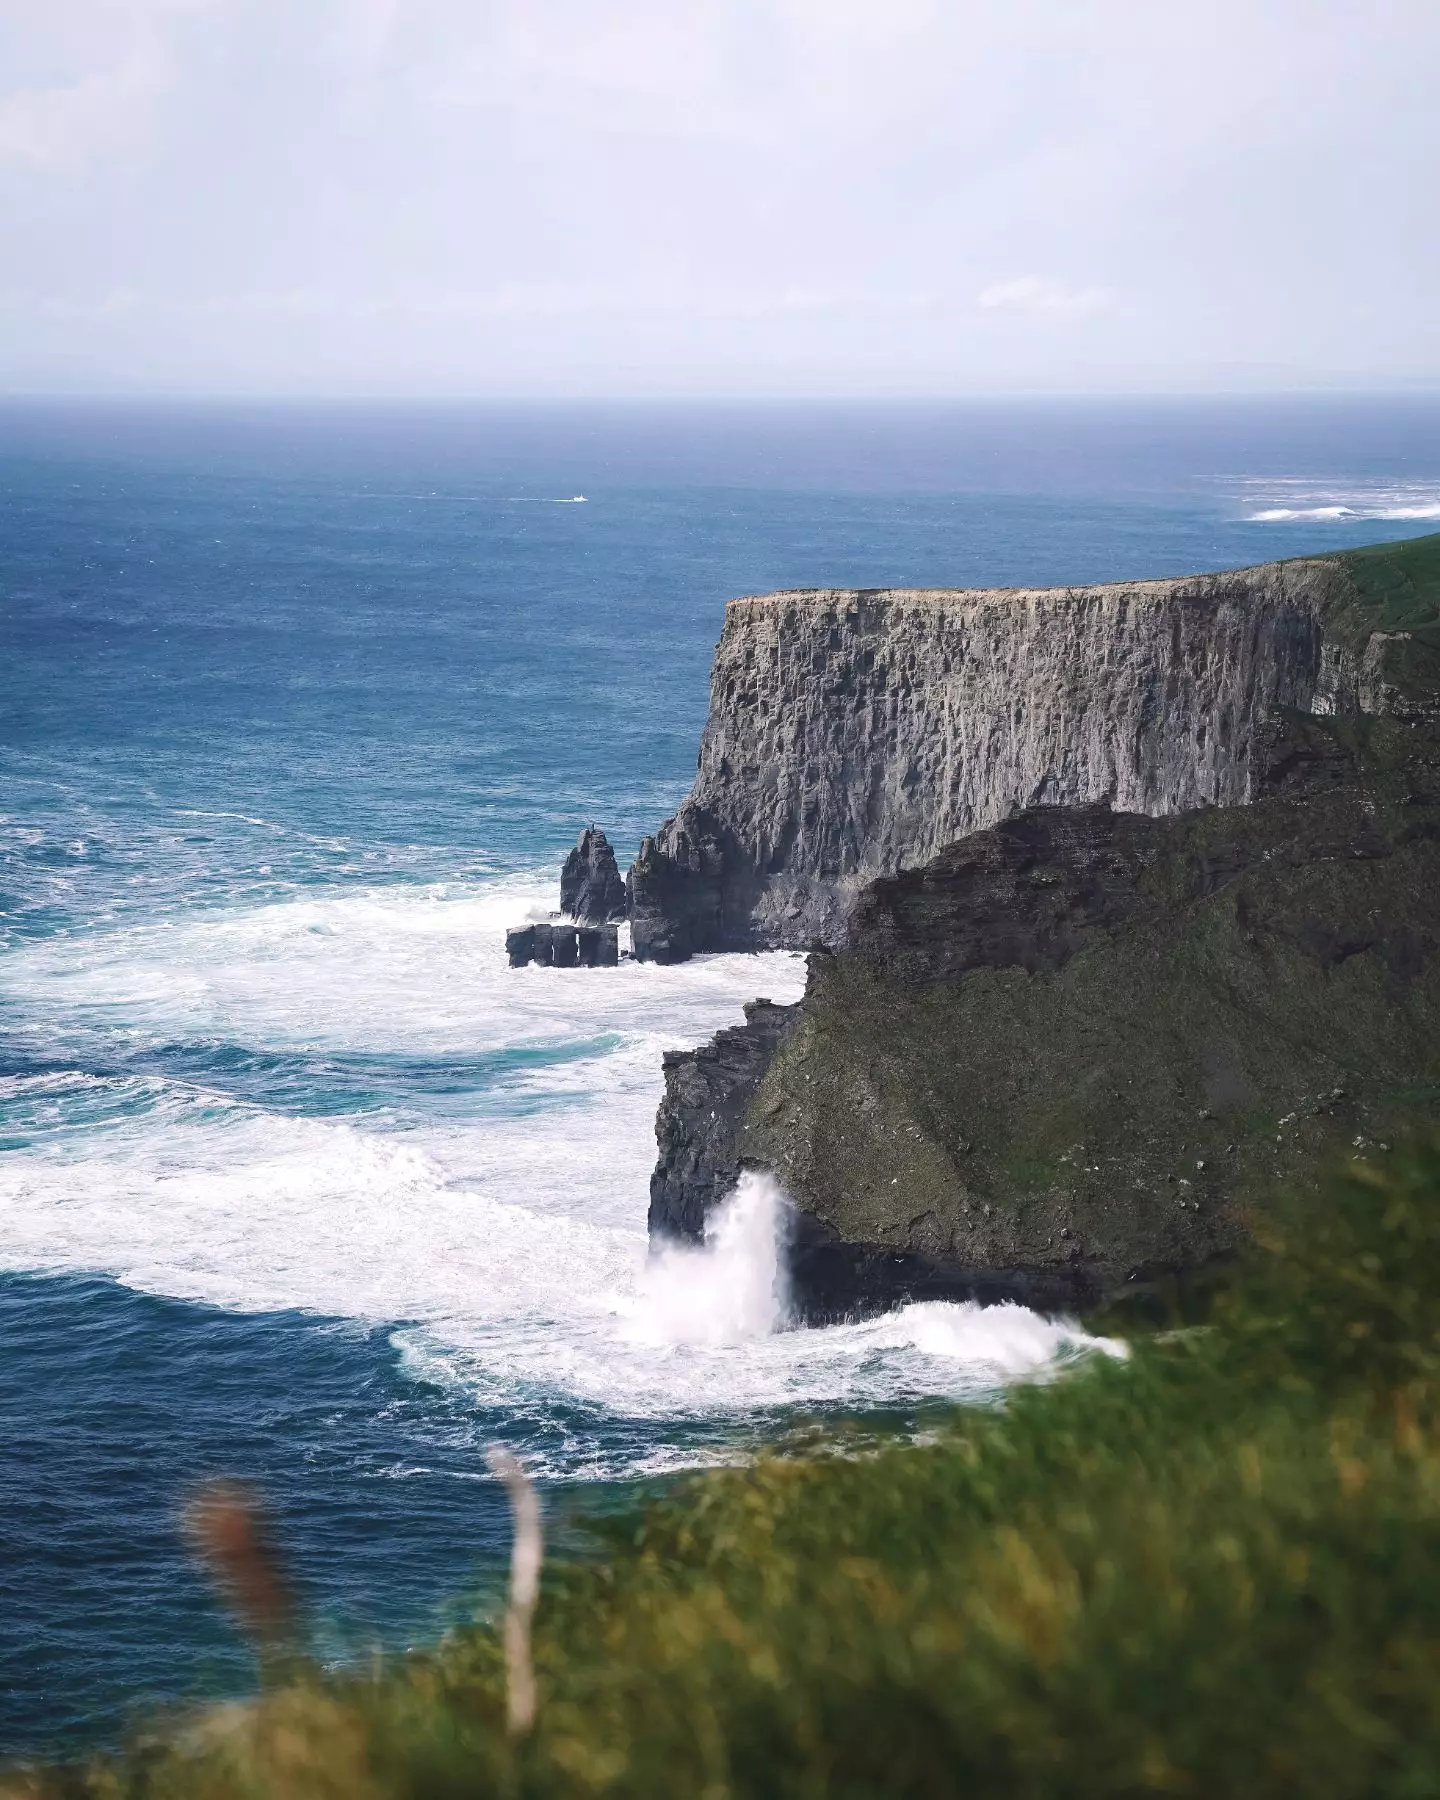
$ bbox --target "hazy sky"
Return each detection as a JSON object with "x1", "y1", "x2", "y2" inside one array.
[{"x1": 1, "y1": 0, "x2": 1436, "y2": 396}]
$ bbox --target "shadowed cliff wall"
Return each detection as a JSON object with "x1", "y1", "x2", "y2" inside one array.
[{"x1": 650, "y1": 713, "x2": 1440, "y2": 1317}]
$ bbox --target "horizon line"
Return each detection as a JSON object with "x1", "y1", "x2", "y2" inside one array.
[{"x1": 4, "y1": 385, "x2": 1440, "y2": 408}]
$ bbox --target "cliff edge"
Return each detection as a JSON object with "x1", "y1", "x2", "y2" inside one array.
[{"x1": 630, "y1": 539, "x2": 1438, "y2": 960}]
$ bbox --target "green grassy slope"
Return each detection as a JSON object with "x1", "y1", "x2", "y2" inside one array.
[
  {"x1": 1324, "y1": 532, "x2": 1440, "y2": 704},
  {"x1": 1329, "y1": 531, "x2": 1440, "y2": 643}
]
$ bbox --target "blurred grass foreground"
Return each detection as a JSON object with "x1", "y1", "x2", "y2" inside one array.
[{"x1": 17, "y1": 1139, "x2": 1440, "y2": 1799}]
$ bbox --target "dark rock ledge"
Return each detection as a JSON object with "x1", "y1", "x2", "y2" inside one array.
[
  {"x1": 507, "y1": 921, "x2": 619, "y2": 968},
  {"x1": 507, "y1": 827, "x2": 626, "y2": 968}
]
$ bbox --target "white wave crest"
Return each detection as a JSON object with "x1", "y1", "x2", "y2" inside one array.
[
  {"x1": 1247, "y1": 504, "x2": 1440, "y2": 523},
  {"x1": 1234, "y1": 478, "x2": 1440, "y2": 525}
]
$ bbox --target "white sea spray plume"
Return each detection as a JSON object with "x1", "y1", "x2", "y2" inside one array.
[{"x1": 629, "y1": 1171, "x2": 793, "y2": 1349}]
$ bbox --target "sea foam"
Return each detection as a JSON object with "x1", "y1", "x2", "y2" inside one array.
[{"x1": 0, "y1": 873, "x2": 1116, "y2": 1477}]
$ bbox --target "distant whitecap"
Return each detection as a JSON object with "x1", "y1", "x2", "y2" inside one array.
[{"x1": 1231, "y1": 477, "x2": 1440, "y2": 524}]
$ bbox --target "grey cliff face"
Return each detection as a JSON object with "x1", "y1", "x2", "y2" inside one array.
[{"x1": 631, "y1": 560, "x2": 1354, "y2": 959}]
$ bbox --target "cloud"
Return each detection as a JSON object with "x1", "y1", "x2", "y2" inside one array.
[
  {"x1": 0, "y1": 0, "x2": 1434, "y2": 393},
  {"x1": 0, "y1": 54, "x2": 166, "y2": 170},
  {"x1": 976, "y1": 277, "x2": 1111, "y2": 318}
]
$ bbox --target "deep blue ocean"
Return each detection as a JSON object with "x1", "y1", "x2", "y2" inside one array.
[{"x1": 3, "y1": 396, "x2": 1438, "y2": 1758}]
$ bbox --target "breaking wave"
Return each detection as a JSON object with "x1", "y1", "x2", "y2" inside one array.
[{"x1": 0, "y1": 874, "x2": 1114, "y2": 1479}]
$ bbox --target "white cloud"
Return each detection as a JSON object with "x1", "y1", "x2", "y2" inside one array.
[
  {"x1": 0, "y1": 54, "x2": 166, "y2": 169},
  {"x1": 976, "y1": 277, "x2": 1111, "y2": 317}
]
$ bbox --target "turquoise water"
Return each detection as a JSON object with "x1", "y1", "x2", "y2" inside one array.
[{"x1": 2, "y1": 397, "x2": 1438, "y2": 1754}]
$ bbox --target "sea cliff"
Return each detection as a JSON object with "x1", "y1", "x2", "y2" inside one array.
[
  {"x1": 647, "y1": 535, "x2": 1440, "y2": 1315},
  {"x1": 629, "y1": 545, "x2": 1430, "y2": 961}
]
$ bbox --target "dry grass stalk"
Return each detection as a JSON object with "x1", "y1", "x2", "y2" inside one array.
[
  {"x1": 184, "y1": 1482, "x2": 298, "y2": 1663},
  {"x1": 486, "y1": 1445, "x2": 543, "y2": 1736}
]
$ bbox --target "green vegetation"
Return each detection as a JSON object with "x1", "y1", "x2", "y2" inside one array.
[
  {"x1": 1326, "y1": 531, "x2": 1440, "y2": 704},
  {"x1": 1331, "y1": 530, "x2": 1440, "y2": 645},
  {"x1": 19, "y1": 1138, "x2": 1440, "y2": 1798}
]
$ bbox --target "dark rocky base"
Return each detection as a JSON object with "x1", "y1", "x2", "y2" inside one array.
[
  {"x1": 786, "y1": 1211, "x2": 1108, "y2": 1322},
  {"x1": 507, "y1": 921, "x2": 619, "y2": 968},
  {"x1": 629, "y1": 808, "x2": 755, "y2": 963},
  {"x1": 649, "y1": 999, "x2": 798, "y2": 1238}
]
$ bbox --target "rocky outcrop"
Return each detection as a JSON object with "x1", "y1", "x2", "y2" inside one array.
[
  {"x1": 562, "y1": 828, "x2": 628, "y2": 924},
  {"x1": 650, "y1": 1000, "x2": 799, "y2": 1241},
  {"x1": 645, "y1": 535, "x2": 1440, "y2": 1316},
  {"x1": 504, "y1": 828, "x2": 627, "y2": 970},
  {"x1": 508, "y1": 921, "x2": 619, "y2": 968},
  {"x1": 629, "y1": 545, "x2": 1436, "y2": 961},
  {"x1": 652, "y1": 709, "x2": 1440, "y2": 1317}
]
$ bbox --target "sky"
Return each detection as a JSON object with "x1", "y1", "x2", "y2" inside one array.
[{"x1": 0, "y1": 0, "x2": 1436, "y2": 397}]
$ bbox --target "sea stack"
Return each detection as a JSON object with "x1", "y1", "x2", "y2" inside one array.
[
  {"x1": 561, "y1": 827, "x2": 628, "y2": 924},
  {"x1": 504, "y1": 827, "x2": 627, "y2": 969}
]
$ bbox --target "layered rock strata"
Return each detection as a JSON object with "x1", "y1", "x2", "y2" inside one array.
[{"x1": 630, "y1": 548, "x2": 1427, "y2": 961}]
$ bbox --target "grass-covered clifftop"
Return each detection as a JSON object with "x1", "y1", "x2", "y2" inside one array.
[
  {"x1": 18, "y1": 1139, "x2": 1440, "y2": 1799},
  {"x1": 1318, "y1": 532, "x2": 1440, "y2": 714},
  {"x1": 1328, "y1": 531, "x2": 1440, "y2": 648}
]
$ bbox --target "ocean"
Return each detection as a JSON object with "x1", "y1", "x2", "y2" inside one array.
[{"x1": 2, "y1": 396, "x2": 1438, "y2": 1755}]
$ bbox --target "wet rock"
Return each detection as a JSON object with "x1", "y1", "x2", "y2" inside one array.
[
  {"x1": 575, "y1": 924, "x2": 619, "y2": 967},
  {"x1": 629, "y1": 811, "x2": 746, "y2": 964},
  {"x1": 561, "y1": 828, "x2": 627, "y2": 924},
  {"x1": 508, "y1": 920, "x2": 619, "y2": 970},
  {"x1": 650, "y1": 999, "x2": 799, "y2": 1241}
]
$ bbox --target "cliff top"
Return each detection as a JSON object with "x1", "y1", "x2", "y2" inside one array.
[
  {"x1": 723, "y1": 531, "x2": 1440, "y2": 657},
  {"x1": 727, "y1": 561, "x2": 1328, "y2": 610}
]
